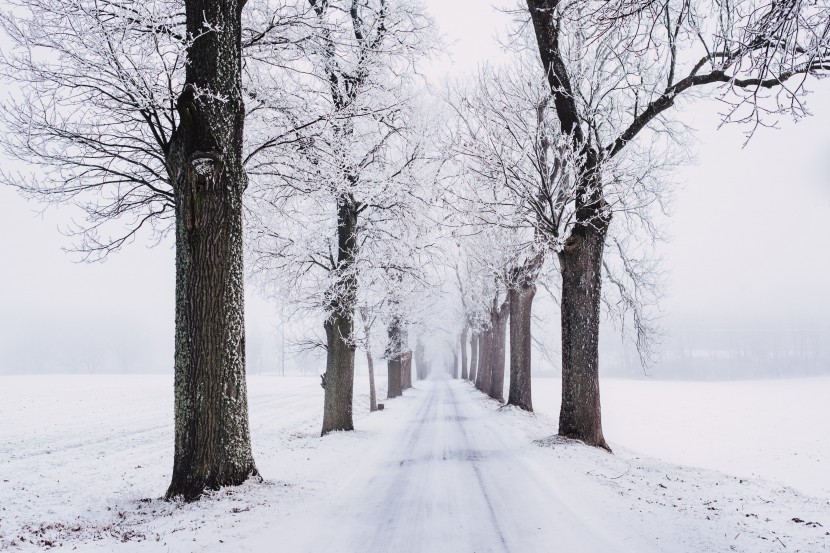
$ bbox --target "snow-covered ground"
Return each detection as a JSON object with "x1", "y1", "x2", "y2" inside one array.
[
  {"x1": 1, "y1": 373, "x2": 828, "y2": 552},
  {"x1": 533, "y1": 377, "x2": 830, "y2": 497}
]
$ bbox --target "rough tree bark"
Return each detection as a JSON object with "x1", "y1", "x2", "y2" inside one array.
[
  {"x1": 476, "y1": 328, "x2": 490, "y2": 392},
  {"x1": 507, "y1": 254, "x2": 544, "y2": 411},
  {"x1": 469, "y1": 333, "x2": 478, "y2": 383},
  {"x1": 488, "y1": 298, "x2": 509, "y2": 403},
  {"x1": 402, "y1": 336, "x2": 413, "y2": 390},
  {"x1": 460, "y1": 325, "x2": 469, "y2": 380},
  {"x1": 366, "y1": 347, "x2": 377, "y2": 412},
  {"x1": 557, "y1": 224, "x2": 610, "y2": 450},
  {"x1": 526, "y1": 0, "x2": 610, "y2": 449},
  {"x1": 321, "y1": 197, "x2": 359, "y2": 435},
  {"x1": 507, "y1": 283, "x2": 536, "y2": 411},
  {"x1": 313, "y1": 0, "x2": 381, "y2": 435},
  {"x1": 387, "y1": 315, "x2": 404, "y2": 398},
  {"x1": 165, "y1": 0, "x2": 257, "y2": 501},
  {"x1": 387, "y1": 355, "x2": 402, "y2": 398}
]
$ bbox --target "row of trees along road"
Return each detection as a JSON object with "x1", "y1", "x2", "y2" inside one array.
[{"x1": 1, "y1": 0, "x2": 828, "y2": 498}]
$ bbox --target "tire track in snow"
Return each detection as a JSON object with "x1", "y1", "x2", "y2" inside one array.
[
  {"x1": 363, "y1": 376, "x2": 509, "y2": 553},
  {"x1": 445, "y1": 379, "x2": 510, "y2": 552}
]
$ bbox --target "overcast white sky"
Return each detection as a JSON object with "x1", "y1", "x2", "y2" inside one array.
[{"x1": 1, "y1": 0, "x2": 829, "y2": 374}]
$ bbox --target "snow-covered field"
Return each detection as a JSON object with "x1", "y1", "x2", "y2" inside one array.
[
  {"x1": 1, "y1": 373, "x2": 828, "y2": 552},
  {"x1": 533, "y1": 377, "x2": 830, "y2": 497}
]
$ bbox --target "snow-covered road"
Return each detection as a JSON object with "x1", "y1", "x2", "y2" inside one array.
[
  {"x1": 244, "y1": 376, "x2": 645, "y2": 553},
  {"x1": 2, "y1": 373, "x2": 828, "y2": 552}
]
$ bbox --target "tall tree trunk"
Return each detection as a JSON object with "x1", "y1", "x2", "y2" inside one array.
[
  {"x1": 402, "y1": 325, "x2": 412, "y2": 390},
  {"x1": 360, "y1": 310, "x2": 377, "y2": 413},
  {"x1": 557, "y1": 224, "x2": 610, "y2": 450},
  {"x1": 508, "y1": 283, "x2": 536, "y2": 411},
  {"x1": 321, "y1": 197, "x2": 359, "y2": 435},
  {"x1": 469, "y1": 333, "x2": 478, "y2": 382},
  {"x1": 460, "y1": 326, "x2": 469, "y2": 380},
  {"x1": 526, "y1": 0, "x2": 611, "y2": 451},
  {"x1": 474, "y1": 331, "x2": 483, "y2": 389},
  {"x1": 400, "y1": 324, "x2": 410, "y2": 390},
  {"x1": 323, "y1": 313, "x2": 355, "y2": 432},
  {"x1": 387, "y1": 316, "x2": 403, "y2": 398},
  {"x1": 402, "y1": 351, "x2": 412, "y2": 390},
  {"x1": 452, "y1": 348, "x2": 459, "y2": 379},
  {"x1": 477, "y1": 328, "x2": 491, "y2": 392},
  {"x1": 488, "y1": 299, "x2": 509, "y2": 402},
  {"x1": 415, "y1": 338, "x2": 426, "y2": 380},
  {"x1": 366, "y1": 347, "x2": 377, "y2": 412},
  {"x1": 166, "y1": 0, "x2": 257, "y2": 501},
  {"x1": 387, "y1": 355, "x2": 402, "y2": 398}
]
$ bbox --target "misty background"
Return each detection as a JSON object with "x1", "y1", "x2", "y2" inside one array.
[{"x1": 1, "y1": 0, "x2": 829, "y2": 378}]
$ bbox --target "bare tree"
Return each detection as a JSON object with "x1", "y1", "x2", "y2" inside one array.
[
  {"x1": 385, "y1": 298, "x2": 406, "y2": 398},
  {"x1": 358, "y1": 304, "x2": 379, "y2": 411},
  {"x1": 446, "y1": 64, "x2": 557, "y2": 410},
  {"x1": 162, "y1": 0, "x2": 263, "y2": 500},
  {"x1": 459, "y1": 323, "x2": 470, "y2": 380},
  {"x1": 304, "y1": 0, "x2": 434, "y2": 433},
  {"x1": 468, "y1": 332, "x2": 479, "y2": 382},
  {"x1": 0, "y1": 0, "x2": 310, "y2": 499},
  {"x1": 453, "y1": 261, "x2": 474, "y2": 381},
  {"x1": 519, "y1": 0, "x2": 830, "y2": 448},
  {"x1": 246, "y1": 0, "x2": 436, "y2": 433}
]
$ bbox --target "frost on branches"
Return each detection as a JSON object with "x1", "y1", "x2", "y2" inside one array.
[{"x1": 246, "y1": 0, "x2": 438, "y2": 435}]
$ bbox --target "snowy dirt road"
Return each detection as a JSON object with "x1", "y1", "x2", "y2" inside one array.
[{"x1": 244, "y1": 375, "x2": 644, "y2": 553}]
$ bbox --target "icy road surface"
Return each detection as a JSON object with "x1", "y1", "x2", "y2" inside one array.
[{"x1": 243, "y1": 374, "x2": 643, "y2": 553}]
